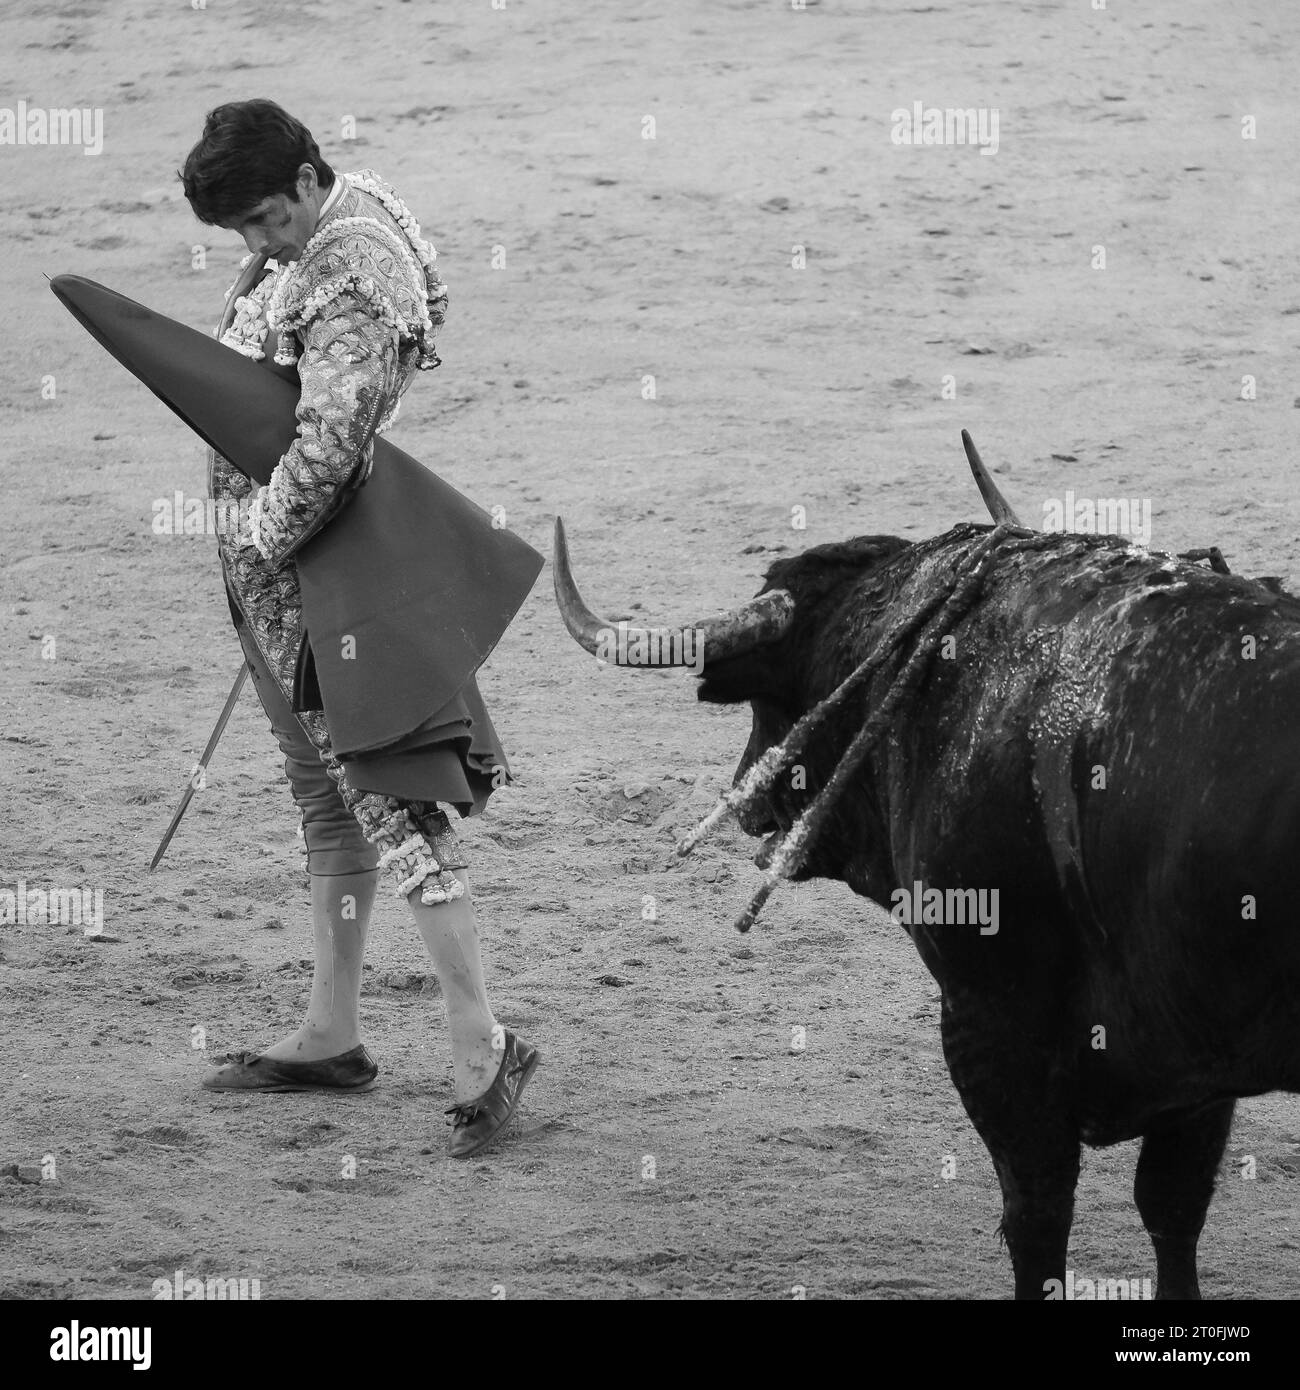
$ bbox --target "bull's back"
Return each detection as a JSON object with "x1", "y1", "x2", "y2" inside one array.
[
  {"x1": 879, "y1": 544, "x2": 1300, "y2": 1120},
  {"x1": 1075, "y1": 602, "x2": 1300, "y2": 1096}
]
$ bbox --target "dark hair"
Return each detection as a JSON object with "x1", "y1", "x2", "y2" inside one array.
[{"x1": 179, "y1": 99, "x2": 334, "y2": 225}]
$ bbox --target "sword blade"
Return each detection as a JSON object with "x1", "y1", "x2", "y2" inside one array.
[{"x1": 149, "y1": 662, "x2": 250, "y2": 871}]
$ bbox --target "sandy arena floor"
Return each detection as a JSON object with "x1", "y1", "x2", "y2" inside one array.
[{"x1": 1, "y1": 0, "x2": 1297, "y2": 1300}]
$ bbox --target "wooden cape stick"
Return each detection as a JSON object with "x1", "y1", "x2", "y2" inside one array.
[
  {"x1": 146, "y1": 262, "x2": 267, "y2": 872},
  {"x1": 149, "y1": 663, "x2": 249, "y2": 871}
]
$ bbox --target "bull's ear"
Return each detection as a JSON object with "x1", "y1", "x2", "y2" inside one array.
[{"x1": 696, "y1": 652, "x2": 782, "y2": 705}]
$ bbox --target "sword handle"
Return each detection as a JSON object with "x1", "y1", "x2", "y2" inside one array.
[{"x1": 217, "y1": 252, "x2": 270, "y2": 340}]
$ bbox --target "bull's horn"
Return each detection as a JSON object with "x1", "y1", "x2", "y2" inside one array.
[
  {"x1": 962, "y1": 429, "x2": 1024, "y2": 527},
  {"x1": 552, "y1": 517, "x2": 795, "y2": 665}
]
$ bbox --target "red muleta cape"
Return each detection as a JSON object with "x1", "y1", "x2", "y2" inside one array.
[{"x1": 50, "y1": 274, "x2": 543, "y2": 794}]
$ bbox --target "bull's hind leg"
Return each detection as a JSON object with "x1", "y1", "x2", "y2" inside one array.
[
  {"x1": 941, "y1": 993, "x2": 1081, "y2": 1299},
  {"x1": 1133, "y1": 1099, "x2": 1234, "y2": 1300}
]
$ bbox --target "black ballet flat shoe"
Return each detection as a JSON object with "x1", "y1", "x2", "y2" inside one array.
[
  {"x1": 201, "y1": 1044, "x2": 379, "y2": 1093},
  {"x1": 445, "y1": 1031, "x2": 540, "y2": 1158}
]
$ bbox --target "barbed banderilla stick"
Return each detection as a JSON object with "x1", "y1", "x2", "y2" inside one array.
[
  {"x1": 1177, "y1": 546, "x2": 1231, "y2": 575},
  {"x1": 677, "y1": 528, "x2": 1024, "y2": 863},
  {"x1": 149, "y1": 662, "x2": 250, "y2": 872},
  {"x1": 728, "y1": 524, "x2": 1042, "y2": 933}
]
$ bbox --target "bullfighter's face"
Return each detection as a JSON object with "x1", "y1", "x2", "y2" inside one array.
[{"x1": 219, "y1": 165, "x2": 323, "y2": 263}]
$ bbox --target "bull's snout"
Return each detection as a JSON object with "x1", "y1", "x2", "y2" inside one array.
[
  {"x1": 731, "y1": 756, "x2": 782, "y2": 839},
  {"x1": 734, "y1": 798, "x2": 777, "y2": 838}
]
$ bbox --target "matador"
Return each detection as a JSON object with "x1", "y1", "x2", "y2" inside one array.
[{"x1": 179, "y1": 99, "x2": 539, "y2": 1158}]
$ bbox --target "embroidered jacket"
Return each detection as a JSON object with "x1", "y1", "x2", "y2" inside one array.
[
  {"x1": 204, "y1": 168, "x2": 491, "y2": 902},
  {"x1": 210, "y1": 169, "x2": 448, "y2": 713}
]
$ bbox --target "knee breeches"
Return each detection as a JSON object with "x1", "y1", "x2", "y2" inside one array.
[{"x1": 235, "y1": 619, "x2": 468, "y2": 894}]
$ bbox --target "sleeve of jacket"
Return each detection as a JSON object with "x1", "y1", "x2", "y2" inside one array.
[{"x1": 244, "y1": 288, "x2": 402, "y2": 569}]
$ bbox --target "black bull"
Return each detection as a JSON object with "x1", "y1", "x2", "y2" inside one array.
[{"x1": 553, "y1": 473, "x2": 1300, "y2": 1300}]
